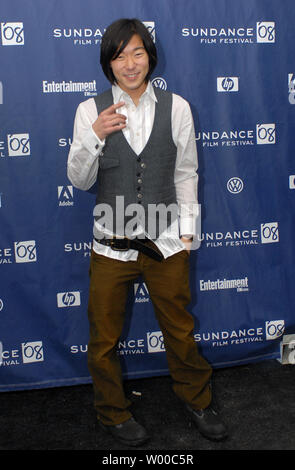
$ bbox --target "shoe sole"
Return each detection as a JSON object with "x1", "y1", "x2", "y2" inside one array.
[
  {"x1": 98, "y1": 421, "x2": 150, "y2": 447},
  {"x1": 198, "y1": 428, "x2": 229, "y2": 442},
  {"x1": 114, "y1": 436, "x2": 150, "y2": 447},
  {"x1": 185, "y1": 407, "x2": 229, "y2": 442},
  {"x1": 189, "y1": 418, "x2": 229, "y2": 442}
]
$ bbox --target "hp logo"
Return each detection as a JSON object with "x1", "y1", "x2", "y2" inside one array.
[
  {"x1": 217, "y1": 77, "x2": 239, "y2": 92},
  {"x1": 57, "y1": 291, "x2": 81, "y2": 307}
]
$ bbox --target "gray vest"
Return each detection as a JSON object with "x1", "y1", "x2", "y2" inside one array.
[{"x1": 94, "y1": 87, "x2": 177, "y2": 239}]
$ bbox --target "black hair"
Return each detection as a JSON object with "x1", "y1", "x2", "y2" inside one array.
[{"x1": 100, "y1": 18, "x2": 157, "y2": 84}]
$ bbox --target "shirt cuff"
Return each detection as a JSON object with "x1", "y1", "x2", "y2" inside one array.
[
  {"x1": 82, "y1": 127, "x2": 105, "y2": 156},
  {"x1": 179, "y1": 217, "x2": 196, "y2": 238}
]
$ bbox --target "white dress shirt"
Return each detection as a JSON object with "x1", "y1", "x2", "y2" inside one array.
[{"x1": 67, "y1": 82, "x2": 199, "y2": 261}]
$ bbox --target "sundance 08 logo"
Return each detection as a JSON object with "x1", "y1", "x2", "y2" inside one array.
[
  {"x1": 0, "y1": 133, "x2": 31, "y2": 158},
  {"x1": 194, "y1": 319, "x2": 284, "y2": 350},
  {"x1": 256, "y1": 123, "x2": 276, "y2": 145},
  {"x1": 0, "y1": 341, "x2": 44, "y2": 367},
  {"x1": 260, "y1": 222, "x2": 279, "y2": 244},
  {"x1": 196, "y1": 123, "x2": 276, "y2": 149},
  {"x1": 0, "y1": 240, "x2": 37, "y2": 265},
  {"x1": 1, "y1": 22, "x2": 24, "y2": 45},
  {"x1": 288, "y1": 74, "x2": 295, "y2": 104},
  {"x1": 147, "y1": 331, "x2": 165, "y2": 353},
  {"x1": 52, "y1": 21, "x2": 154, "y2": 46},
  {"x1": 182, "y1": 21, "x2": 275, "y2": 45},
  {"x1": 143, "y1": 21, "x2": 155, "y2": 42},
  {"x1": 14, "y1": 240, "x2": 37, "y2": 263},
  {"x1": 265, "y1": 320, "x2": 285, "y2": 340},
  {"x1": 53, "y1": 26, "x2": 106, "y2": 46},
  {"x1": 199, "y1": 221, "x2": 279, "y2": 248},
  {"x1": 22, "y1": 341, "x2": 44, "y2": 363},
  {"x1": 117, "y1": 337, "x2": 145, "y2": 356},
  {"x1": 64, "y1": 241, "x2": 92, "y2": 258},
  {"x1": 289, "y1": 175, "x2": 295, "y2": 189}
]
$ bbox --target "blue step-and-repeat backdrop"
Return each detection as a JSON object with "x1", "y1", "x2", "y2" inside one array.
[{"x1": 0, "y1": 0, "x2": 294, "y2": 391}]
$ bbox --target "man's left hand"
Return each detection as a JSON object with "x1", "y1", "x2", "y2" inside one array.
[{"x1": 181, "y1": 236, "x2": 193, "y2": 253}]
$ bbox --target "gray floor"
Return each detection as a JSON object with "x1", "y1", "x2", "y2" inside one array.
[{"x1": 0, "y1": 359, "x2": 294, "y2": 453}]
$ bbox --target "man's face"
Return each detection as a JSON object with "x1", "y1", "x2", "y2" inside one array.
[{"x1": 110, "y1": 34, "x2": 149, "y2": 100}]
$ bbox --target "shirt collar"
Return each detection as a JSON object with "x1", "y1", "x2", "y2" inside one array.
[{"x1": 111, "y1": 81, "x2": 158, "y2": 105}]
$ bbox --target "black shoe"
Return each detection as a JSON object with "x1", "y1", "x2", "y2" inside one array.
[
  {"x1": 98, "y1": 417, "x2": 149, "y2": 447},
  {"x1": 186, "y1": 404, "x2": 228, "y2": 441}
]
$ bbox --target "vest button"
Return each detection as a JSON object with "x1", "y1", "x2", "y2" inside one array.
[
  {"x1": 137, "y1": 193, "x2": 143, "y2": 199},
  {"x1": 137, "y1": 178, "x2": 142, "y2": 184},
  {"x1": 140, "y1": 162, "x2": 146, "y2": 169}
]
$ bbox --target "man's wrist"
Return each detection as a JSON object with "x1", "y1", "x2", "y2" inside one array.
[{"x1": 181, "y1": 235, "x2": 193, "y2": 241}]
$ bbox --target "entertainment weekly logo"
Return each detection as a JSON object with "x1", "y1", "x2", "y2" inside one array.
[
  {"x1": 42, "y1": 80, "x2": 97, "y2": 97},
  {"x1": 182, "y1": 21, "x2": 275, "y2": 45},
  {"x1": 200, "y1": 276, "x2": 249, "y2": 293}
]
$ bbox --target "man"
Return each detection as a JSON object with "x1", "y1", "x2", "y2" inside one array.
[{"x1": 67, "y1": 18, "x2": 228, "y2": 446}]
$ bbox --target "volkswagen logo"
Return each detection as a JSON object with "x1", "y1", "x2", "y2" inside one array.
[
  {"x1": 151, "y1": 77, "x2": 167, "y2": 90},
  {"x1": 227, "y1": 177, "x2": 244, "y2": 194}
]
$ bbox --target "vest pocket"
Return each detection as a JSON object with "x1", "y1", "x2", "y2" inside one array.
[{"x1": 99, "y1": 157, "x2": 119, "y2": 170}]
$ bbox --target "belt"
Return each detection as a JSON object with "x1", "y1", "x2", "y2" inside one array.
[{"x1": 94, "y1": 237, "x2": 164, "y2": 262}]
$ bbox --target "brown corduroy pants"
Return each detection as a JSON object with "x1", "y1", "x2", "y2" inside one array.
[{"x1": 87, "y1": 247, "x2": 212, "y2": 426}]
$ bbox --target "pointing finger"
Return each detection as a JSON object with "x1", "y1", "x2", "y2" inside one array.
[{"x1": 104, "y1": 101, "x2": 125, "y2": 115}]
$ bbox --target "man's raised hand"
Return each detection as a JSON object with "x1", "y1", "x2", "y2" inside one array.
[{"x1": 92, "y1": 102, "x2": 127, "y2": 141}]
